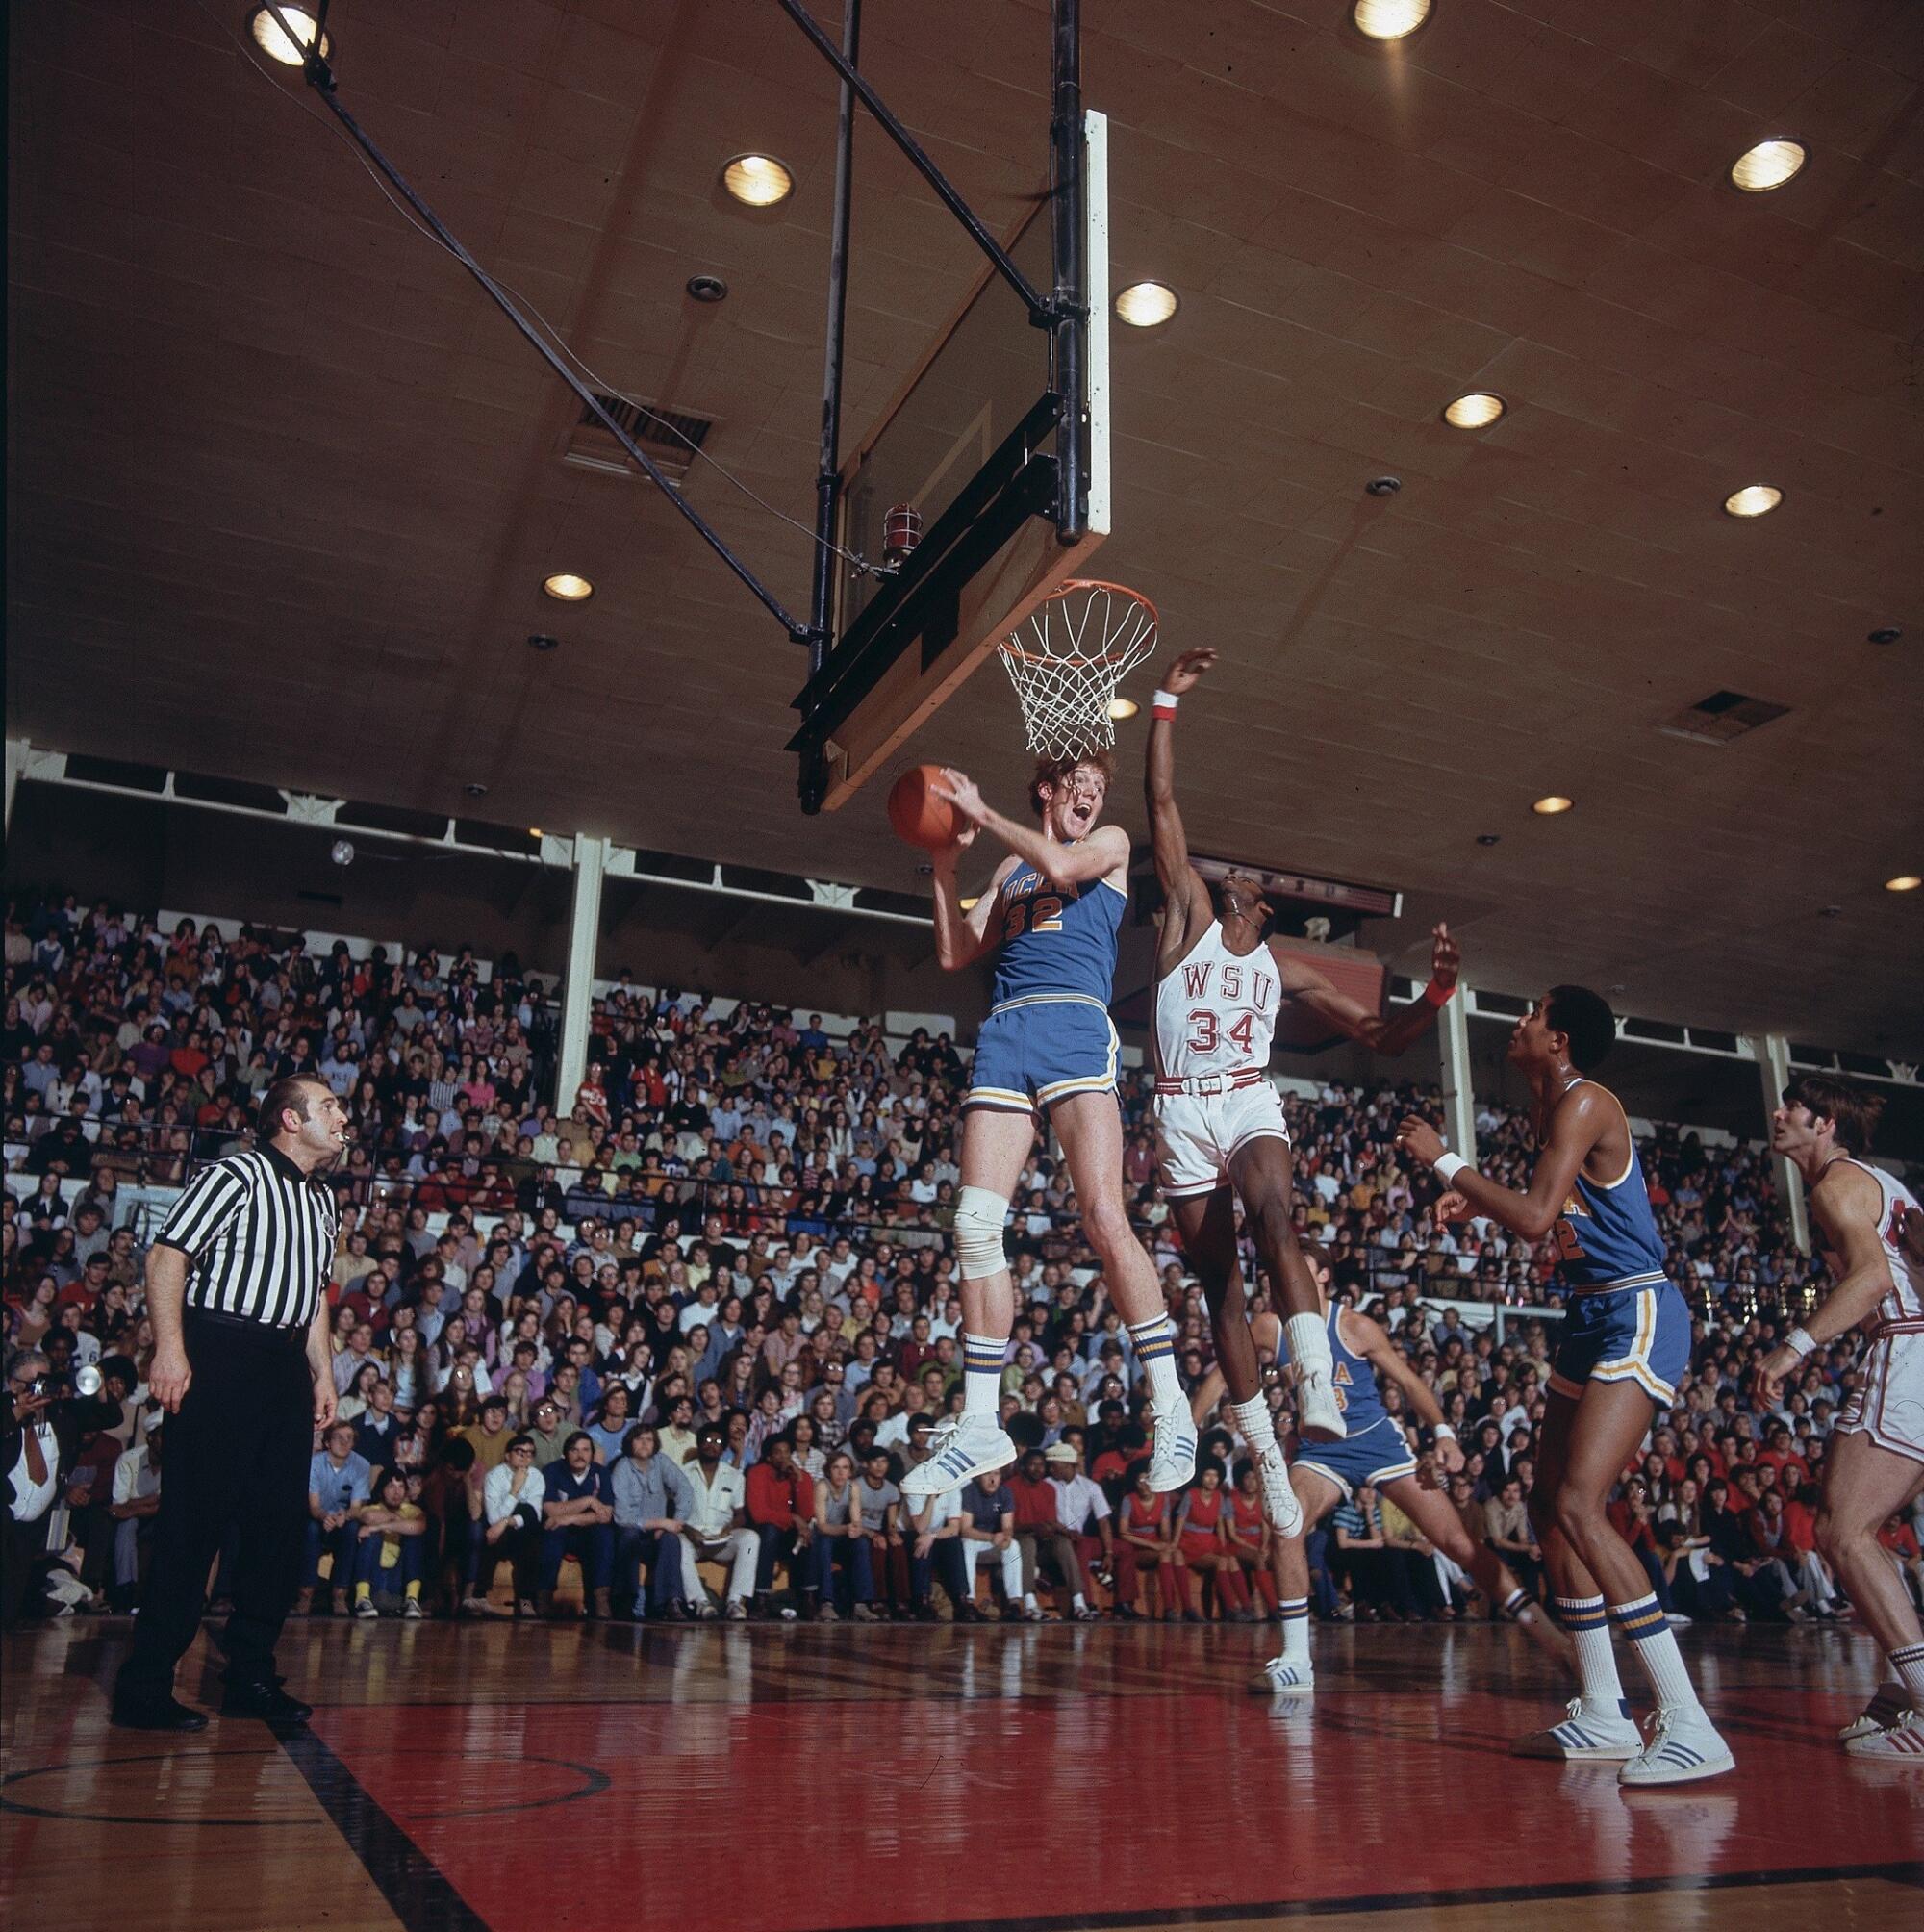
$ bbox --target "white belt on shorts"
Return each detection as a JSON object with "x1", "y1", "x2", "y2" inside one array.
[
  {"x1": 1867, "y1": 1316, "x2": 1924, "y2": 1340},
  {"x1": 1154, "y1": 1067, "x2": 1267, "y2": 1098},
  {"x1": 989, "y1": 993, "x2": 1109, "y2": 1018}
]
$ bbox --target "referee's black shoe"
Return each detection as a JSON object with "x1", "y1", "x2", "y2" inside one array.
[
  {"x1": 111, "y1": 1694, "x2": 209, "y2": 1733},
  {"x1": 220, "y1": 1677, "x2": 313, "y2": 1724}
]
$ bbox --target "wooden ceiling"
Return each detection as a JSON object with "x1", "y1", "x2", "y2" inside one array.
[{"x1": 9, "y1": 0, "x2": 1921, "y2": 1052}]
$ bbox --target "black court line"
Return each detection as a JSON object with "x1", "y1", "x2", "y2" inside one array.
[
  {"x1": 271, "y1": 1720, "x2": 492, "y2": 1932},
  {"x1": 805, "y1": 1862, "x2": 1924, "y2": 1932}
]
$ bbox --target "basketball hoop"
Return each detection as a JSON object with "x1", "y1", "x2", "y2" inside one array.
[{"x1": 997, "y1": 579, "x2": 1158, "y2": 760}]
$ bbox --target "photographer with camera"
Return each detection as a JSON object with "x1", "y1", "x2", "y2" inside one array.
[{"x1": 3, "y1": 1347, "x2": 72, "y2": 1623}]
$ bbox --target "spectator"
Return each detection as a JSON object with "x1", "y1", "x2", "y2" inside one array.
[
  {"x1": 746, "y1": 1432, "x2": 816, "y2": 1616},
  {"x1": 810, "y1": 1448, "x2": 878, "y2": 1621},
  {"x1": 539, "y1": 1432, "x2": 615, "y2": 1619},
  {"x1": 108, "y1": 1421, "x2": 164, "y2": 1614},
  {"x1": 349, "y1": 1468, "x2": 426, "y2": 1619},
  {"x1": 299, "y1": 1420, "x2": 371, "y2": 1616},
  {"x1": 479, "y1": 1434, "x2": 544, "y2": 1617},
  {"x1": 954, "y1": 1467, "x2": 1023, "y2": 1621},
  {"x1": 610, "y1": 1422, "x2": 694, "y2": 1621},
  {"x1": 678, "y1": 1421, "x2": 759, "y2": 1620}
]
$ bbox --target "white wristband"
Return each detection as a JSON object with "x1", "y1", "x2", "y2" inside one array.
[
  {"x1": 1431, "y1": 1422, "x2": 1456, "y2": 1442},
  {"x1": 1434, "y1": 1152, "x2": 1471, "y2": 1185},
  {"x1": 1152, "y1": 689, "x2": 1180, "y2": 712},
  {"x1": 1785, "y1": 1326, "x2": 1817, "y2": 1360}
]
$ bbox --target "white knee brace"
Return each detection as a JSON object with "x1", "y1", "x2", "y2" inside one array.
[{"x1": 952, "y1": 1185, "x2": 1011, "y2": 1282}]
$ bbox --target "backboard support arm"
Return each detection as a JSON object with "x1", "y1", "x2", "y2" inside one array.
[
  {"x1": 808, "y1": 0, "x2": 862, "y2": 681},
  {"x1": 259, "y1": 3, "x2": 815, "y2": 646},
  {"x1": 1050, "y1": 0, "x2": 1086, "y2": 544},
  {"x1": 776, "y1": 0, "x2": 1059, "y2": 326}
]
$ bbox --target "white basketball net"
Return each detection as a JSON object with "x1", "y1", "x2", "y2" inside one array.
[{"x1": 996, "y1": 580, "x2": 1159, "y2": 759}]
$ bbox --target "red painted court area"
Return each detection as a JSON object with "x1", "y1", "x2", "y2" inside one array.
[{"x1": 316, "y1": 1679, "x2": 1924, "y2": 1930}]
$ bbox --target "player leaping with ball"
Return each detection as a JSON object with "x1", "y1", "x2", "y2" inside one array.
[
  {"x1": 1147, "y1": 646, "x2": 1459, "y2": 1538},
  {"x1": 902, "y1": 750, "x2": 1198, "y2": 1502}
]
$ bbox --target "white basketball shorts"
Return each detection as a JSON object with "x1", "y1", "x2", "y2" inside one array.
[
  {"x1": 1837, "y1": 1329, "x2": 1924, "y2": 1466},
  {"x1": 1155, "y1": 1083, "x2": 1291, "y2": 1199}
]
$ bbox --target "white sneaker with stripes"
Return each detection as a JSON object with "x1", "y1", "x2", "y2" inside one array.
[
  {"x1": 1838, "y1": 1684, "x2": 1907, "y2": 1744},
  {"x1": 1253, "y1": 1655, "x2": 1315, "y2": 1695},
  {"x1": 1297, "y1": 1364, "x2": 1348, "y2": 1443},
  {"x1": 1253, "y1": 1443, "x2": 1304, "y2": 1539},
  {"x1": 1843, "y1": 1708, "x2": 1924, "y2": 1761},
  {"x1": 1147, "y1": 1401, "x2": 1197, "y2": 1493},
  {"x1": 900, "y1": 1416, "x2": 1017, "y2": 1498},
  {"x1": 1618, "y1": 1706, "x2": 1736, "y2": 1786},
  {"x1": 1511, "y1": 1696, "x2": 1642, "y2": 1761}
]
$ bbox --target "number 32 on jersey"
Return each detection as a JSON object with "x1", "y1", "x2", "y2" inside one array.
[{"x1": 1003, "y1": 895, "x2": 1063, "y2": 941}]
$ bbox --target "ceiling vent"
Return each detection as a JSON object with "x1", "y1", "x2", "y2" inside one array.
[
  {"x1": 564, "y1": 394, "x2": 714, "y2": 485},
  {"x1": 1658, "y1": 689, "x2": 1789, "y2": 745}
]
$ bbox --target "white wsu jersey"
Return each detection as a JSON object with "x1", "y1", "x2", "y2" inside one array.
[
  {"x1": 1153, "y1": 923, "x2": 1286, "y2": 1078},
  {"x1": 1835, "y1": 1158, "x2": 1924, "y2": 1325}
]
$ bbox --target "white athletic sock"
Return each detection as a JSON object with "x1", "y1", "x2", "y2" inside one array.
[
  {"x1": 1072, "y1": 1591, "x2": 1088, "y2": 1612},
  {"x1": 1278, "y1": 1597, "x2": 1311, "y2": 1665},
  {"x1": 1501, "y1": 1587, "x2": 1529, "y2": 1618},
  {"x1": 1556, "y1": 1594, "x2": 1627, "y2": 1713},
  {"x1": 1127, "y1": 1315, "x2": 1183, "y2": 1408},
  {"x1": 1024, "y1": 1592, "x2": 1039, "y2": 1612},
  {"x1": 962, "y1": 1333, "x2": 1005, "y2": 1418},
  {"x1": 1228, "y1": 1394, "x2": 1278, "y2": 1454},
  {"x1": 1609, "y1": 1594, "x2": 1703, "y2": 1715},
  {"x1": 1285, "y1": 1312, "x2": 1334, "y2": 1384},
  {"x1": 1889, "y1": 1642, "x2": 1924, "y2": 1705}
]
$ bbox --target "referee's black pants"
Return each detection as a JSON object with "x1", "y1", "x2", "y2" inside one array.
[{"x1": 117, "y1": 1312, "x2": 313, "y2": 1703}]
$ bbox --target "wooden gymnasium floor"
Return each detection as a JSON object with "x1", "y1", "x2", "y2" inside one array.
[{"x1": 3, "y1": 1616, "x2": 1919, "y2": 1932}]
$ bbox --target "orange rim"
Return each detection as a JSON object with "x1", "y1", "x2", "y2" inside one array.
[{"x1": 1000, "y1": 578, "x2": 1159, "y2": 664}]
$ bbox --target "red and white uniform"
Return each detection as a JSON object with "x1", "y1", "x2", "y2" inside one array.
[
  {"x1": 1152, "y1": 921, "x2": 1291, "y2": 1200},
  {"x1": 1832, "y1": 1159, "x2": 1924, "y2": 1464}
]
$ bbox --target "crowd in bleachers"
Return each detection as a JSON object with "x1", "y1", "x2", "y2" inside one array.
[{"x1": 8, "y1": 891, "x2": 1916, "y2": 1630}]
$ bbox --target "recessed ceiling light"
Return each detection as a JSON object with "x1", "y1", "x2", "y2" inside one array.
[
  {"x1": 1730, "y1": 139, "x2": 1806, "y2": 193},
  {"x1": 958, "y1": 897, "x2": 980, "y2": 911},
  {"x1": 529, "y1": 827, "x2": 544, "y2": 839},
  {"x1": 250, "y1": 5, "x2": 329, "y2": 64},
  {"x1": 543, "y1": 572, "x2": 593, "y2": 601},
  {"x1": 1723, "y1": 484, "x2": 1783, "y2": 519},
  {"x1": 1352, "y1": 0, "x2": 1431, "y2": 41},
  {"x1": 527, "y1": 633, "x2": 559, "y2": 651},
  {"x1": 1476, "y1": 833, "x2": 1501, "y2": 846},
  {"x1": 1115, "y1": 281, "x2": 1178, "y2": 328},
  {"x1": 464, "y1": 783, "x2": 488, "y2": 798},
  {"x1": 1532, "y1": 796, "x2": 1573, "y2": 815},
  {"x1": 1886, "y1": 876, "x2": 1922, "y2": 893},
  {"x1": 1109, "y1": 698, "x2": 1139, "y2": 721},
  {"x1": 1868, "y1": 627, "x2": 1902, "y2": 645},
  {"x1": 1443, "y1": 392, "x2": 1506, "y2": 430},
  {"x1": 722, "y1": 154, "x2": 794, "y2": 207},
  {"x1": 686, "y1": 274, "x2": 728, "y2": 303}
]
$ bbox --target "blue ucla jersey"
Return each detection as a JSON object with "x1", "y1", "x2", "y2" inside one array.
[
  {"x1": 988, "y1": 854, "x2": 1126, "y2": 1006},
  {"x1": 1551, "y1": 1080, "x2": 1668, "y2": 1293}
]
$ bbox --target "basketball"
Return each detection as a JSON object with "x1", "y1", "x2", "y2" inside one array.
[{"x1": 886, "y1": 764, "x2": 957, "y2": 849}]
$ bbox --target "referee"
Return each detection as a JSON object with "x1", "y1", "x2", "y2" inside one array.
[{"x1": 112, "y1": 1075, "x2": 348, "y2": 1731}]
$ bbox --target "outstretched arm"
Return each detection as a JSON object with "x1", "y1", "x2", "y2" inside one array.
[
  {"x1": 1276, "y1": 925, "x2": 1459, "y2": 1056},
  {"x1": 1145, "y1": 648, "x2": 1220, "y2": 969},
  {"x1": 1398, "y1": 1084, "x2": 1608, "y2": 1243}
]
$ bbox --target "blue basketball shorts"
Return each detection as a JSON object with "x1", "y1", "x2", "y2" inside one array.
[
  {"x1": 1550, "y1": 1280, "x2": 1691, "y2": 1406},
  {"x1": 964, "y1": 994, "x2": 1119, "y2": 1116},
  {"x1": 1291, "y1": 1416, "x2": 1417, "y2": 1502}
]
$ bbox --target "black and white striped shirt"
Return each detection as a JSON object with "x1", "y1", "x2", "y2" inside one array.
[{"x1": 156, "y1": 1145, "x2": 338, "y2": 1331}]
